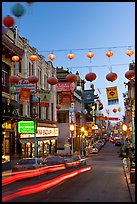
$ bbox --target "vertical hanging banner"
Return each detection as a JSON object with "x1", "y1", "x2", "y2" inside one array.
[
  {"x1": 106, "y1": 86, "x2": 119, "y2": 105},
  {"x1": 39, "y1": 90, "x2": 50, "y2": 101},
  {"x1": 20, "y1": 88, "x2": 30, "y2": 102}
]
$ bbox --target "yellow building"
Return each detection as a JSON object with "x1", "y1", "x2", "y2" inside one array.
[{"x1": 2, "y1": 26, "x2": 58, "y2": 162}]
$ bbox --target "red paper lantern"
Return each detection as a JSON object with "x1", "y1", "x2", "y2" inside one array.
[
  {"x1": 106, "y1": 72, "x2": 117, "y2": 82},
  {"x1": 30, "y1": 55, "x2": 38, "y2": 61},
  {"x1": 86, "y1": 51, "x2": 94, "y2": 59},
  {"x1": 66, "y1": 73, "x2": 77, "y2": 82},
  {"x1": 106, "y1": 50, "x2": 113, "y2": 58},
  {"x1": 3, "y1": 15, "x2": 15, "y2": 28},
  {"x1": 28, "y1": 76, "x2": 39, "y2": 83},
  {"x1": 12, "y1": 55, "x2": 20, "y2": 62},
  {"x1": 125, "y1": 70, "x2": 135, "y2": 80},
  {"x1": 47, "y1": 77, "x2": 58, "y2": 85},
  {"x1": 85, "y1": 72, "x2": 97, "y2": 82},
  {"x1": 56, "y1": 104, "x2": 61, "y2": 109},
  {"x1": 126, "y1": 49, "x2": 134, "y2": 57},
  {"x1": 9, "y1": 75, "x2": 19, "y2": 84},
  {"x1": 40, "y1": 101, "x2": 49, "y2": 107},
  {"x1": 48, "y1": 53, "x2": 56, "y2": 60},
  {"x1": 113, "y1": 108, "x2": 117, "y2": 113},
  {"x1": 31, "y1": 95, "x2": 39, "y2": 107},
  {"x1": 67, "y1": 53, "x2": 75, "y2": 60}
]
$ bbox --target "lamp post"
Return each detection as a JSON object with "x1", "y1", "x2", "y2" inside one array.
[
  {"x1": 81, "y1": 126, "x2": 85, "y2": 156},
  {"x1": 92, "y1": 105, "x2": 96, "y2": 122},
  {"x1": 32, "y1": 106, "x2": 37, "y2": 158},
  {"x1": 70, "y1": 123, "x2": 75, "y2": 155},
  {"x1": 122, "y1": 124, "x2": 127, "y2": 151},
  {"x1": 32, "y1": 95, "x2": 39, "y2": 158}
]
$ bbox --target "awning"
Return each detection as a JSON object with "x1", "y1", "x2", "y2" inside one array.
[
  {"x1": 2, "y1": 97, "x2": 20, "y2": 109},
  {"x1": 19, "y1": 137, "x2": 58, "y2": 144}
]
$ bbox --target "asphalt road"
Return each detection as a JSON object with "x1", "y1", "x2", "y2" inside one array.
[{"x1": 2, "y1": 141, "x2": 133, "y2": 202}]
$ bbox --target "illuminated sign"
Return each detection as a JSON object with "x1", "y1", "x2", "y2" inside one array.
[{"x1": 18, "y1": 121, "x2": 34, "y2": 133}]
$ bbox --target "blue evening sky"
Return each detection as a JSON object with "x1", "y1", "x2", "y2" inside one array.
[{"x1": 2, "y1": 2, "x2": 135, "y2": 120}]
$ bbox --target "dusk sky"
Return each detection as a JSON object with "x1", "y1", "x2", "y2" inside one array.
[{"x1": 2, "y1": 2, "x2": 135, "y2": 120}]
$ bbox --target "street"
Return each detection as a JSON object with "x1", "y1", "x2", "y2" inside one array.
[{"x1": 2, "y1": 141, "x2": 133, "y2": 202}]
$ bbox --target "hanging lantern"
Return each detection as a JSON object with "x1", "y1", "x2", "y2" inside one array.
[
  {"x1": 82, "y1": 109, "x2": 88, "y2": 115},
  {"x1": 69, "y1": 108, "x2": 74, "y2": 113},
  {"x1": 118, "y1": 107, "x2": 122, "y2": 112},
  {"x1": 67, "y1": 53, "x2": 75, "y2": 60},
  {"x1": 113, "y1": 108, "x2": 117, "y2": 113},
  {"x1": 106, "y1": 50, "x2": 113, "y2": 58},
  {"x1": 2, "y1": 25, "x2": 8, "y2": 35},
  {"x1": 125, "y1": 70, "x2": 135, "y2": 80},
  {"x1": 106, "y1": 109, "x2": 110, "y2": 115},
  {"x1": 28, "y1": 75, "x2": 39, "y2": 83},
  {"x1": 66, "y1": 73, "x2": 77, "y2": 82},
  {"x1": 47, "y1": 77, "x2": 58, "y2": 85},
  {"x1": 56, "y1": 104, "x2": 61, "y2": 109},
  {"x1": 3, "y1": 15, "x2": 15, "y2": 28},
  {"x1": 40, "y1": 101, "x2": 49, "y2": 108},
  {"x1": 48, "y1": 53, "x2": 56, "y2": 61},
  {"x1": 30, "y1": 55, "x2": 38, "y2": 61},
  {"x1": 11, "y1": 3, "x2": 26, "y2": 18},
  {"x1": 9, "y1": 86, "x2": 16, "y2": 94},
  {"x1": 85, "y1": 72, "x2": 97, "y2": 82},
  {"x1": 12, "y1": 55, "x2": 20, "y2": 62},
  {"x1": 31, "y1": 95, "x2": 39, "y2": 106},
  {"x1": 106, "y1": 72, "x2": 117, "y2": 82},
  {"x1": 126, "y1": 49, "x2": 134, "y2": 57},
  {"x1": 86, "y1": 51, "x2": 94, "y2": 59},
  {"x1": 74, "y1": 108, "x2": 79, "y2": 113},
  {"x1": 125, "y1": 105, "x2": 130, "y2": 110},
  {"x1": 9, "y1": 75, "x2": 19, "y2": 84}
]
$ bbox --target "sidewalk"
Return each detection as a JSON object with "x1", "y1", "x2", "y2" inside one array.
[{"x1": 123, "y1": 165, "x2": 135, "y2": 202}]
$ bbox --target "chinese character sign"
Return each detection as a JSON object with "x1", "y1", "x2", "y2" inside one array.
[{"x1": 106, "y1": 86, "x2": 119, "y2": 105}]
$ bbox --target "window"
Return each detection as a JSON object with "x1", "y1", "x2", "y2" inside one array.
[
  {"x1": 2, "y1": 62, "x2": 10, "y2": 92},
  {"x1": 51, "y1": 103, "x2": 54, "y2": 121},
  {"x1": 19, "y1": 104, "x2": 23, "y2": 115},
  {"x1": 57, "y1": 112, "x2": 69, "y2": 123},
  {"x1": 19, "y1": 61, "x2": 22, "y2": 73},
  {"x1": 29, "y1": 62, "x2": 32, "y2": 76}
]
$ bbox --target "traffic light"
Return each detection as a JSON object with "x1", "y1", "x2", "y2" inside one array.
[{"x1": 68, "y1": 136, "x2": 71, "y2": 142}]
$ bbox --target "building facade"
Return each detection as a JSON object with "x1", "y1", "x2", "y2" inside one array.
[{"x1": 2, "y1": 26, "x2": 58, "y2": 162}]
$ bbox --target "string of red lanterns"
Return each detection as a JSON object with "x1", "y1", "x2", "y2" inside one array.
[{"x1": 46, "y1": 49, "x2": 134, "y2": 61}]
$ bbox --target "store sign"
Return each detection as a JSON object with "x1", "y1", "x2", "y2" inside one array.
[
  {"x1": 14, "y1": 79, "x2": 37, "y2": 93},
  {"x1": 37, "y1": 127, "x2": 59, "y2": 137},
  {"x1": 20, "y1": 127, "x2": 59, "y2": 138},
  {"x1": 56, "y1": 82, "x2": 71, "y2": 92},
  {"x1": 18, "y1": 121, "x2": 34, "y2": 133}
]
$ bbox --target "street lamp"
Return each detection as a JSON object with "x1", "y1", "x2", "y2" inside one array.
[
  {"x1": 70, "y1": 123, "x2": 75, "y2": 155},
  {"x1": 32, "y1": 95, "x2": 39, "y2": 158},
  {"x1": 81, "y1": 126, "x2": 85, "y2": 156},
  {"x1": 122, "y1": 124, "x2": 127, "y2": 151}
]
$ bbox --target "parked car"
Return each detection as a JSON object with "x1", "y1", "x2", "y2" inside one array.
[
  {"x1": 43, "y1": 156, "x2": 65, "y2": 166},
  {"x1": 12, "y1": 158, "x2": 44, "y2": 172},
  {"x1": 95, "y1": 143, "x2": 102, "y2": 151},
  {"x1": 63, "y1": 155, "x2": 75, "y2": 168},
  {"x1": 79, "y1": 155, "x2": 87, "y2": 166},
  {"x1": 72, "y1": 155, "x2": 87, "y2": 166},
  {"x1": 115, "y1": 140, "x2": 122, "y2": 146},
  {"x1": 89, "y1": 145, "x2": 99, "y2": 154}
]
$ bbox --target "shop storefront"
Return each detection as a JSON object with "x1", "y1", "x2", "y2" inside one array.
[{"x1": 19, "y1": 125, "x2": 59, "y2": 158}]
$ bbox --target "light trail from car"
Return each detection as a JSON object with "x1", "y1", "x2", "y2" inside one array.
[
  {"x1": 2, "y1": 166, "x2": 92, "y2": 202},
  {"x1": 2, "y1": 164, "x2": 66, "y2": 186}
]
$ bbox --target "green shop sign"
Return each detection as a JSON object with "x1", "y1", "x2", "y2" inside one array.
[{"x1": 18, "y1": 121, "x2": 35, "y2": 133}]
